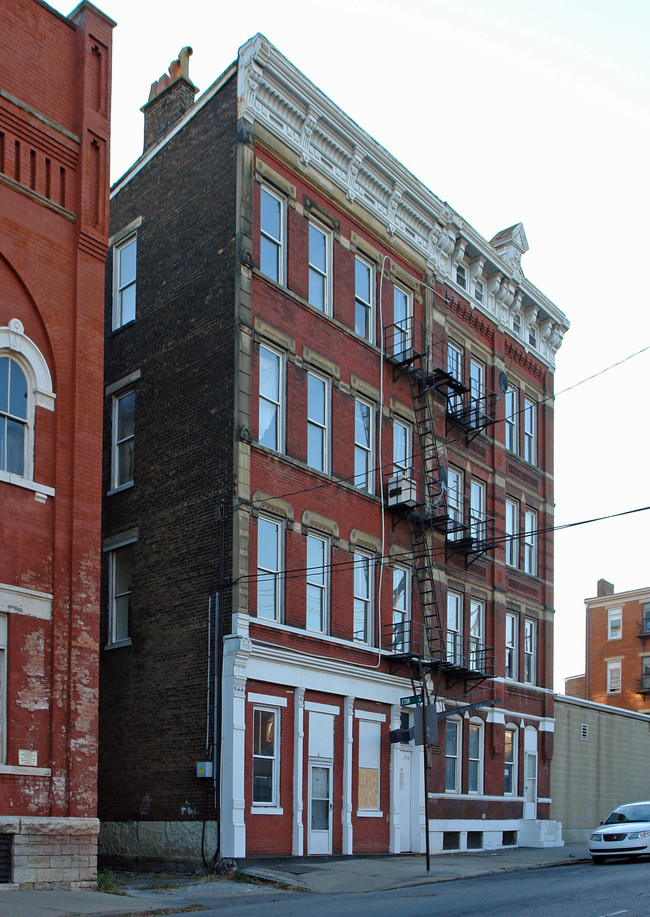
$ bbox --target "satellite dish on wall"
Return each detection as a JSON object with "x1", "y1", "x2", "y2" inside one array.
[
  {"x1": 499, "y1": 371, "x2": 509, "y2": 394},
  {"x1": 438, "y1": 466, "x2": 448, "y2": 487}
]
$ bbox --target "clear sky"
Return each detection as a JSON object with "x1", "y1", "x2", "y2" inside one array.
[{"x1": 52, "y1": 0, "x2": 650, "y2": 690}]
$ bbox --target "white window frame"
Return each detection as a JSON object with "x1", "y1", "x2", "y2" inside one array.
[
  {"x1": 447, "y1": 340, "x2": 464, "y2": 415},
  {"x1": 353, "y1": 551, "x2": 374, "y2": 645},
  {"x1": 306, "y1": 532, "x2": 329, "y2": 634},
  {"x1": 504, "y1": 726, "x2": 517, "y2": 795},
  {"x1": 307, "y1": 371, "x2": 330, "y2": 473},
  {"x1": 469, "y1": 598, "x2": 484, "y2": 671},
  {"x1": 524, "y1": 618, "x2": 537, "y2": 685},
  {"x1": 445, "y1": 718, "x2": 461, "y2": 793},
  {"x1": 456, "y1": 263, "x2": 467, "y2": 290},
  {"x1": 392, "y1": 565, "x2": 410, "y2": 652},
  {"x1": 447, "y1": 466, "x2": 464, "y2": 541},
  {"x1": 447, "y1": 590, "x2": 463, "y2": 666},
  {"x1": 505, "y1": 611, "x2": 518, "y2": 680},
  {"x1": 258, "y1": 344, "x2": 285, "y2": 452},
  {"x1": 392, "y1": 418, "x2": 412, "y2": 478},
  {"x1": 0, "y1": 615, "x2": 6, "y2": 764},
  {"x1": 607, "y1": 659, "x2": 621, "y2": 694},
  {"x1": 0, "y1": 354, "x2": 31, "y2": 479},
  {"x1": 392, "y1": 283, "x2": 413, "y2": 356},
  {"x1": 504, "y1": 388, "x2": 518, "y2": 453},
  {"x1": 505, "y1": 499, "x2": 519, "y2": 567},
  {"x1": 260, "y1": 185, "x2": 286, "y2": 284},
  {"x1": 468, "y1": 719, "x2": 483, "y2": 794},
  {"x1": 523, "y1": 398, "x2": 536, "y2": 465},
  {"x1": 308, "y1": 220, "x2": 332, "y2": 314},
  {"x1": 108, "y1": 540, "x2": 135, "y2": 646},
  {"x1": 257, "y1": 515, "x2": 283, "y2": 622},
  {"x1": 252, "y1": 705, "x2": 281, "y2": 808},
  {"x1": 112, "y1": 233, "x2": 137, "y2": 330},
  {"x1": 607, "y1": 608, "x2": 622, "y2": 641},
  {"x1": 111, "y1": 389, "x2": 135, "y2": 490},
  {"x1": 354, "y1": 397, "x2": 374, "y2": 493},
  {"x1": 523, "y1": 509, "x2": 537, "y2": 576},
  {"x1": 354, "y1": 254, "x2": 375, "y2": 343},
  {"x1": 470, "y1": 479, "x2": 487, "y2": 545},
  {"x1": 474, "y1": 278, "x2": 484, "y2": 304},
  {"x1": 358, "y1": 718, "x2": 382, "y2": 814}
]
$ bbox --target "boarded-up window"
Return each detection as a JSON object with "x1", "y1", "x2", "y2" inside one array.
[{"x1": 358, "y1": 719, "x2": 381, "y2": 811}]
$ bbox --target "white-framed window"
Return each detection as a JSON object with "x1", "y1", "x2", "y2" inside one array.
[
  {"x1": 358, "y1": 718, "x2": 381, "y2": 812},
  {"x1": 607, "y1": 608, "x2": 622, "y2": 640},
  {"x1": 111, "y1": 389, "x2": 135, "y2": 489},
  {"x1": 447, "y1": 466, "x2": 464, "y2": 540},
  {"x1": 306, "y1": 533, "x2": 329, "y2": 633},
  {"x1": 354, "y1": 397, "x2": 374, "y2": 492},
  {"x1": 260, "y1": 185, "x2": 285, "y2": 284},
  {"x1": 257, "y1": 515, "x2": 283, "y2": 622},
  {"x1": 504, "y1": 726, "x2": 517, "y2": 795},
  {"x1": 447, "y1": 341, "x2": 464, "y2": 415},
  {"x1": 353, "y1": 551, "x2": 373, "y2": 644},
  {"x1": 252, "y1": 706, "x2": 280, "y2": 806},
  {"x1": 523, "y1": 398, "x2": 536, "y2": 465},
  {"x1": 456, "y1": 263, "x2": 467, "y2": 290},
  {"x1": 112, "y1": 233, "x2": 136, "y2": 329},
  {"x1": 523, "y1": 509, "x2": 537, "y2": 576},
  {"x1": 392, "y1": 565, "x2": 410, "y2": 652},
  {"x1": 643, "y1": 603, "x2": 650, "y2": 635},
  {"x1": 607, "y1": 659, "x2": 621, "y2": 694},
  {"x1": 474, "y1": 279, "x2": 484, "y2": 304},
  {"x1": 308, "y1": 221, "x2": 332, "y2": 314},
  {"x1": 392, "y1": 284, "x2": 412, "y2": 356},
  {"x1": 513, "y1": 313, "x2": 521, "y2": 336},
  {"x1": 524, "y1": 618, "x2": 537, "y2": 685},
  {"x1": 0, "y1": 615, "x2": 6, "y2": 764},
  {"x1": 258, "y1": 344, "x2": 284, "y2": 452},
  {"x1": 504, "y1": 387, "x2": 518, "y2": 453},
  {"x1": 354, "y1": 255, "x2": 375, "y2": 342},
  {"x1": 642, "y1": 656, "x2": 650, "y2": 692},
  {"x1": 505, "y1": 499, "x2": 518, "y2": 567},
  {"x1": 445, "y1": 718, "x2": 461, "y2": 793},
  {"x1": 469, "y1": 598, "x2": 484, "y2": 670},
  {"x1": 468, "y1": 719, "x2": 483, "y2": 794},
  {"x1": 470, "y1": 479, "x2": 486, "y2": 544},
  {"x1": 505, "y1": 611, "x2": 518, "y2": 679},
  {"x1": 447, "y1": 590, "x2": 462, "y2": 666},
  {"x1": 108, "y1": 541, "x2": 134, "y2": 645},
  {"x1": 528, "y1": 325, "x2": 537, "y2": 348},
  {"x1": 392, "y1": 418, "x2": 411, "y2": 478},
  {"x1": 307, "y1": 372, "x2": 330, "y2": 473},
  {"x1": 469, "y1": 358, "x2": 485, "y2": 426},
  {"x1": 0, "y1": 354, "x2": 29, "y2": 477}
]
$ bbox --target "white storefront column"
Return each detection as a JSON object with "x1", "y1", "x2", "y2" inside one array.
[
  {"x1": 389, "y1": 704, "x2": 401, "y2": 853},
  {"x1": 342, "y1": 695, "x2": 354, "y2": 854},
  {"x1": 292, "y1": 688, "x2": 305, "y2": 855},
  {"x1": 220, "y1": 616, "x2": 252, "y2": 858}
]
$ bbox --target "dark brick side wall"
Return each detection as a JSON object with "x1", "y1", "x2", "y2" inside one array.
[{"x1": 99, "y1": 75, "x2": 237, "y2": 823}]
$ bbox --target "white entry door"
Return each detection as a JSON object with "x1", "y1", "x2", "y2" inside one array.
[
  {"x1": 398, "y1": 749, "x2": 412, "y2": 852},
  {"x1": 524, "y1": 752, "x2": 537, "y2": 820},
  {"x1": 309, "y1": 763, "x2": 332, "y2": 854}
]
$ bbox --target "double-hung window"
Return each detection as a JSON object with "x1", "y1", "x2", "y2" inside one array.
[
  {"x1": 108, "y1": 541, "x2": 134, "y2": 645},
  {"x1": 469, "y1": 358, "x2": 485, "y2": 427},
  {"x1": 470, "y1": 479, "x2": 486, "y2": 545},
  {"x1": 504, "y1": 727, "x2": 517, "y2": 795},
  {"x1": 354, "y1": 398, "x2": 374, "y2": 492},
  {"x1": 447, "y1": 591, "x2": 462, "y2": 666},
  {"x1": 607, "y1": 659, "x2": 621, "y2": 694},
  {"x1": 445, "y1": 719, "x2": 461, "y2": 793},
  {"x1": 0, "y1": 615, "x2": 5, "y2": 763},
  {"x1": 306, "y1": 533, "x2": 329, "y2": 633},
  {"x1": 474, "y1": 279, "x2": 484, "y2": 303},
  {"x1": 504, "y1": 388, "x2": 518, "y2": 452},
  {"x1": 392, "y1": 419, "x2": 411, "y2": 479},
  {"x1": 308, "y1": 222, "x2": 331, "y2": 313},
  {"x1": 456, "y1": 263, "x2": 467, "y2": 290},
  {"x1": 607, "y1": 608, "x2": 622, "y2": 640},
  {"x1": 113, "y1": 234, "x2": 136, "y2": 329},
  {"x1": 259, "y1": 345, "x2": 284, "y2": 452},
  {"x1": 642, "y1": 656, "x2": 650, "y2": 692},
  {"x1": 260, "y1": 186, "x2": 285, "y2": 284},
  {"x1": 643, "y1": 603, "x2": 650, "y2": 635},
  {"x1": 505, "y1": 499, "x2": 518, "y2": 567},
  {"x1": 257, "y1": 516, "x2": 283, "y2": 622},
  {"x1": 353, "y1": 552, "x2": 373, "y2": 644},
  {"x1": 505, "y1": 612, "x2": 518, "y2": 679},
  {"x1": 307, "y1": 372, "x2": 330, "y2": 473},
  {"x1": 447, "y1": 467, "x2": 464, "y2": 541},
  {"x1": 355, "y1": 255, "x2": 374, "y2": 342},
  {"x1": 252, "y1": 707, "x2": 279, "y2": 805},
  {"x1": 524, "y1": 619, "x2": 537, "y2": 684},
  {"x1": 392, "y1": 284, "x2": 412, "y2": 357},
  {"x1": 523, "y1": 398, "x2": 536, "y2": 465},
  {"x1": 447, "y1": 341, "x2": 463, "y2": 415},
  {"x1": 469, "y1": 599, "x2": 484, "y2": 671},
  {"x1": 112, "y1": 390, "x2": 135, "y2": 489},
  {"x1": 468, "y1": 721, "x2": 483, "y2": 794},
  {"x1": 392, "y1": 565, "x2": 410, "y2": 652},
  {"x1": 0, "y1": 355, "x2": 28, "y2": 477},
  {"x1": 523, "y1": 509, "x2": 537, "y2": 576}
]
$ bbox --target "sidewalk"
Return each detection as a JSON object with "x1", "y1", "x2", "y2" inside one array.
[{"x1": 0, "y1": 844, "x2": 590, "y2": 917}]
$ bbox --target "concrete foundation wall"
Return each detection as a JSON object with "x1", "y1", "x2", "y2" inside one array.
[
  {"x1": 99, "y1": 820, "x2": 218, "y2": 863},
  {"x1": 0, "y1": 817, "x2": 99, "y2": 889}
]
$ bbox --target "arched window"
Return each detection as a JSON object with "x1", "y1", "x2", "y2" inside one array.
[{"x1": 0, "y1": 355, "x2": 28, "y2": 475}]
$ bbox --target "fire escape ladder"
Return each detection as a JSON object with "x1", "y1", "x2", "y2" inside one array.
[
  {"x1": 408, "y1": 371, "x2": 444, "y2": 509},
  {"x1": 407, "y1": 511, "x2": 445, "y2": 664}
]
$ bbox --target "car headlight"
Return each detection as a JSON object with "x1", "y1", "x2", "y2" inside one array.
[
  {"x1": 627, "y1": 830, "x2": 650, "y2": 839},
  {"x1": 589, "y1": 834, "x2": 602, "y2": 841}
]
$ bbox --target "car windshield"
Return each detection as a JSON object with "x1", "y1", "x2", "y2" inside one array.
[{"x1": 605, "y1": 804, "x2": 650, "y2": 825}]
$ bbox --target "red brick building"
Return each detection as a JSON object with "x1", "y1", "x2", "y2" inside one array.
[
  {"x1": 100, "y1": 36, "x2": 568, "y2": 865},
  {"x1": 0, "y1": 0, "x2": 113, "y2": 888},
  {"x1": 566, "y1": 579, "x2": 650, "y2": 713}
]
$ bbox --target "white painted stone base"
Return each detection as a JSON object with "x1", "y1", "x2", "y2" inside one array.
[
  {"x1": 0, "y1": 817, "x2": 99, "y2": 889},
  {"x1": 99, "y1": 820, "x2": 219, "y2": 861},
  {"x1": 428, "y1": 817, "x2": 564, "y2": 853}
]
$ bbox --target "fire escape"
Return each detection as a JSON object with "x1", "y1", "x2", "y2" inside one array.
[{"x1": 383, "y1": 317, "x2": 497, "y2": 691}]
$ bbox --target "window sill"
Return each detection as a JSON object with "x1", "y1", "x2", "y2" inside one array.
[
  {"x1": 0, "y1": 471, "x2": 55, "y2": 501},
  {"x1": 105, "y1": 638, "x2": 132, "y2": 651},
  {"x1": 356, "y1": 810, "x2": 383, "y2": 818},
  {"x1": 250, "y1": 806, "x2": 283, "y2": 815},
  {"x1": 110, "y1": 318, "x2": 136, "y2": 335},
  {"x1": 107, "y1": 482, "x2": 134, "y2": 496}
]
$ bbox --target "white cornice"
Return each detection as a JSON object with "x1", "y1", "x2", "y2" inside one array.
[{"x1": 237, "y1": 34, "x2": 569, "y2": 368}]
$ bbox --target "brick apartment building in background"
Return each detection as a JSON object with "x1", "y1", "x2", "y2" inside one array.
[
  {"x1": 0, "y1": 0, "x2": 113, "y2": 888},
  {"x1": 565, "y1": 579, "x2": 650, "y2": 713},
  {"x1": 100, "y1": 35, "x2": 569, "y2": 865}
]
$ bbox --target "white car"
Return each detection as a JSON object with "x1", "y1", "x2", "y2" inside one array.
[{"x1": 589, "y1": 801, "x2": 650, "y2": 863}]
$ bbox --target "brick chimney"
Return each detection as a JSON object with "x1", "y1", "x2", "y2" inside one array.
[
  {"x1": 141, "y1": 47, "x2": 198, "y2": 153},
  {"x1": 597, "y1": 578, "x2": 615, "y2": 597}
]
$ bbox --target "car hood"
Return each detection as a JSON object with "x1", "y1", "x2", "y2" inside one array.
[{"x1": 592, "y1": 821, "x2": 650, "y2": 835}]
